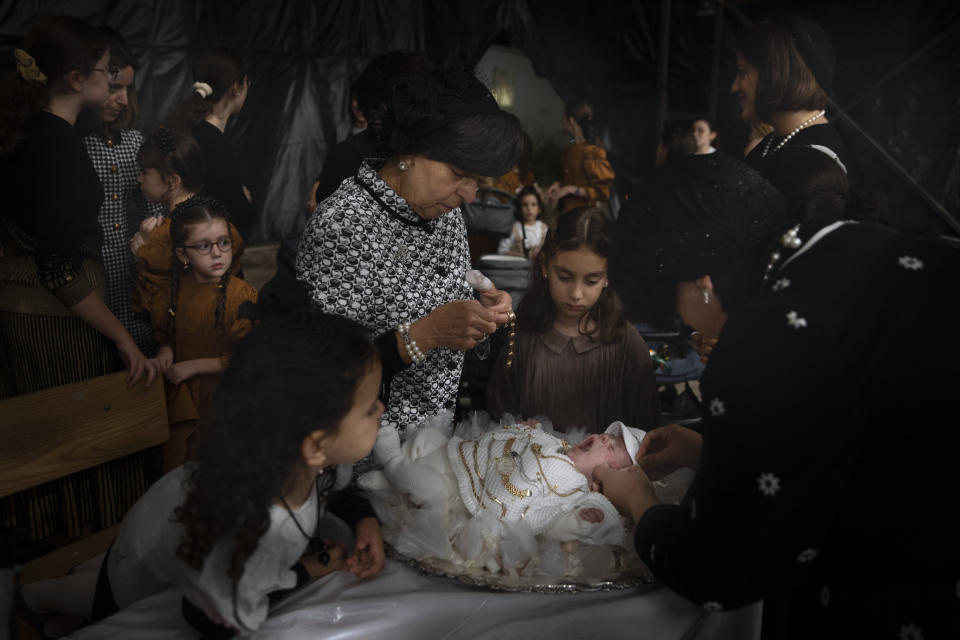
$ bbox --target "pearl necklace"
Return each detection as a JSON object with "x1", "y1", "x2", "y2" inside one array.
[
  {"x1": 761, "y1": 223, "x2": 804, "y2": 285},
  {"x1": 761, "y1": 110, "x2": 826, "y2": 158}
]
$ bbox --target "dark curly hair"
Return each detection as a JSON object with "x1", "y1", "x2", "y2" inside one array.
[
  {"x1": 175, "y1": 312, "x2": 377, "y2": 599},
  {"x1": 381, "y1": 69, "x2": 525, "y2": 177},
  {"x1": 517, "y1": 206, "x2": 627, "y2": 343},
  {"x1": 0, "y1": 14, "x2": 107, "y2": 153},
  {"x1": 165, "y1": 48, "x2": 246, "y2": 131},
  {"x1": 138, "y1": 126, "x2": 205, "y2": 193}
]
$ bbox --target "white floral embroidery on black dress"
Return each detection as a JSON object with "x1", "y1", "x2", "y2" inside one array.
[
  {"x1": 702, "y1": 601, "x2": 723, "y2": 612},
  {"x1": 797, "y1": 547, "x2": 818, "y2": 563},
  {"x1": 786, "y1": 310, "x2": 808, "y2": 329},
  {"x1": 757, "y1": 472, "x2": 781, "y2": 497},
  {"x1": 899, "y1": 623, "x2": 924, "y2": 640},
  {"x1": 898, "y1": 256, "x2": 924, "y2": 271},
  {"x1": 296, "y1": 162, "x2": 472, "y2": 431},
  {"x1": 709, "y1": 397, "x2": 725, "y2": 417},
  {"x1": 772, "y1": 277, "x2": 791, "y2": 291}
]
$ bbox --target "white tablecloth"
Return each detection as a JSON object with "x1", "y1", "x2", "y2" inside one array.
[{"x1": 68, "y1": 559, "x2": 761, "y2": 640}]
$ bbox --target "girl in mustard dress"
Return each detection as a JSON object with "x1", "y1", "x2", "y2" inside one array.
[
  {"x1": 138, "y1": 202, "x2": 257, "y2": 470},
  {"x1": 547, "y1": 100, "x2": 616, "y2": 213}
]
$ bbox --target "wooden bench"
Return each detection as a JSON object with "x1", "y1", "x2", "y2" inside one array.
[{"x1": 1, "y1": 371, "x2": 168, "y2": 583}]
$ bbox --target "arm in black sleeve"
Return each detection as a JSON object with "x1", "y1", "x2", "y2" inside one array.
[
  {"x1": 195, "y1": 124, "x2": 257, "y2": 238},
  {"x1": 326, "y1": 483, "x2": 378, "y2": 530},
  {"x1": 31, "y1": 131, "x2": 101, "y2": 306},
  {"x1": 375, "y1": 330, "x2": 409, "y2": 394},
  {"x1": 633, "y1": 294, "x2": 858, "y2": 611}
]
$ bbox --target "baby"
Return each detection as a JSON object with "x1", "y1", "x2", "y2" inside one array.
[{"x1": 360, "y1": 420, "x2": 645, "y2": 548}]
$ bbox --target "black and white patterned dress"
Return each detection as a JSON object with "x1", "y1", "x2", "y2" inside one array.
[
  {"x1": 83, "y1": 129, "x2": 164, "y2": 355},
  {"x1": 296, "y1": 161, "x2": 472, "y2": 431}
]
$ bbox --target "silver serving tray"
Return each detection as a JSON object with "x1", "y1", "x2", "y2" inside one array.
[{"x1": 386, "y1": 543, "x2": 656, "y2": 594}]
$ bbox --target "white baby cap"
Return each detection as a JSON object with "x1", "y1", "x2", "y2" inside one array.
[{"x1": 604, "y1": 421, "x2": 647, "y2": 464}]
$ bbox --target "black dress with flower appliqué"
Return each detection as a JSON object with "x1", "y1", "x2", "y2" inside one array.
[{"x1": 634, "y1": 222, "x2": 960, "y2": 639}]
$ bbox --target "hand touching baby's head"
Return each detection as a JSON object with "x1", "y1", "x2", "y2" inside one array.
[{"x1": 567, "y1": 433, "x2": 633, "y2": 481}]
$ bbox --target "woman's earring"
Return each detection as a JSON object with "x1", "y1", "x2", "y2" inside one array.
[
  {"x1": 183, "y1": 261, "x2": 190, "y2": 271},
  {"x1": 702, "y1": 289, "x2": 712, "y2": 304},
  {"x1": 398, "y1": 160, "x2": 409, "y2": 171}
]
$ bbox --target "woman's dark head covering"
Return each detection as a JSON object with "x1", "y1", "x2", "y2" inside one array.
[
  {"x1": 381, "y1": 69, "x2": 525, "y2": 177},
  {"x1": 784, "y1": 15, "x2": 835, "y2": 92}
]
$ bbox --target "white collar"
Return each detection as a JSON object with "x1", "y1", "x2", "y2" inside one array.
[{"x1": 779, "y1": 220, "x2": 854, "y2": 272}]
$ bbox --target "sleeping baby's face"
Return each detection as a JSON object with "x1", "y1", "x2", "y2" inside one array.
[{"x1": 567, "y1": 433, "x2": 633, "y2": 482}]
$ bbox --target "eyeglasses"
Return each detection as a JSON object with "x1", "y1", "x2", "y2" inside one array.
[
  {"x1": 181, "y1": 238, "x2": 232, "y2": 254},
  {"x1": 93, "y1": 67, "x2": 120, "y2": 83}
]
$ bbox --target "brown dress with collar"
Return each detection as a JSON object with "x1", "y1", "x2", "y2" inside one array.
[
  {"x1": 134, "y1": 224, "x2": 256, "y2": 470},
  {"x1": 485, "y1": 323, "x2": 660, "y2": 433}
]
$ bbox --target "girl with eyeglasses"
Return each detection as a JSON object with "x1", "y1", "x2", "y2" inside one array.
[
  {"x1": 142, "y1": 200, "x2": 258, "y2": 471},
  {"x1": 131, "y1": 126, "x2": 246, "y2": 326}
]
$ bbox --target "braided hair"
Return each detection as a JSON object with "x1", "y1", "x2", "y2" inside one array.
[{"x1": 168, "y1": 198, "x2": 233, "y2": 352}]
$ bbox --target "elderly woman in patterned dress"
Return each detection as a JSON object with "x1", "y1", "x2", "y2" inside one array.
[
  {"x1": 296, "y1": 70, "x2": 525, "y2": 433},
  {"x1": 598, "y1": 151, "x2": 960, "y2": 639}
]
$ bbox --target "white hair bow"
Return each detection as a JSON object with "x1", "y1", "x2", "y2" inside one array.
[{"x1": 193, "y1": 81, "x2": 213, "y2": 99}]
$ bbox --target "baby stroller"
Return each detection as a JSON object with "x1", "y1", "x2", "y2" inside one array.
[
  {"x1": 633, "y1": 319, "x2": 705, "y2": 428},
  {"x1": 460, "y1": 187, "x2": 533, "y2": 307}
]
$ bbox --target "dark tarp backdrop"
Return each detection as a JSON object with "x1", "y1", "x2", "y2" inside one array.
[{"x1": 1, "y1": 0, "x2": 958, "y2": 242}]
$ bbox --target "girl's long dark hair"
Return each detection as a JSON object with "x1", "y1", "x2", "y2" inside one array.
[
  {"x1": 165, "y1": 48, "x2": 246, "y2": 130},
  {"x1": 517, "y1": 206, "x2": 627, "y2": 343},
  {"x1": 0, "y1": 14, "x2": 107, "y2": 153},
  {"x1": 175, "y1": 312, "x2": 377, "y2": 590}
]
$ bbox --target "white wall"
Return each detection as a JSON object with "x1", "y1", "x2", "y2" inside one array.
[{"x1": 475, "y1": 45, "x2": 567, "y2": 150}]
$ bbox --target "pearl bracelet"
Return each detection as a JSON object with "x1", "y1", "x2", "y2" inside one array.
[{"x1": 398, "y1": 320, "x2": 426, "y2": 365}]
